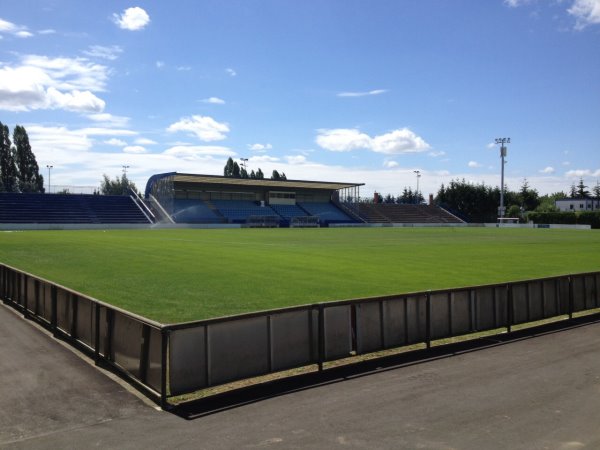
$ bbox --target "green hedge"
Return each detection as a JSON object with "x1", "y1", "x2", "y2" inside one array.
[{"x1": 527, "y1": 211, "x2": 600, "y2": 229}]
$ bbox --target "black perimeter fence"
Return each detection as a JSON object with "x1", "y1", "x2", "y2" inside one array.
[{"x1": 1, "y1": 263, "x2": 599, "y2": 409}]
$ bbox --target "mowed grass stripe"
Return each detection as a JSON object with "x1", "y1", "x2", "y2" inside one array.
[{"x1": 0, "y1": 227, "x2": 599, "y2": 323}]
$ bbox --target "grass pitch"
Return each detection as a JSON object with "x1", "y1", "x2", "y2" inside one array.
[{"x1": 1, "y1": 227, "x2": 599, "y2": 323}]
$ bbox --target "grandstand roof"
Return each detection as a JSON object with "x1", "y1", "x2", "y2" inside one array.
[{"x1": 145, "y1": 172, "x2": 363, "y2": 197}]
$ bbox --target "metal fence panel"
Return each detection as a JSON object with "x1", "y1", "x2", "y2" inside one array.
[
  {"x1": 451, "y1": 290, "x2": 472, "y2": 335},
  {"x1": 430, "y1": 293, "x2": 450, "y2": 340},
  {"x1": 40, "y1": 282, "x2": 52, "y2": 323},
  {"x1": 208, "y1": 316, "x2": 269, "y2": 386},
  {"x1": 111, "y1": 312, "x2": 143, "y2": 378},
  {"x1": 512, "y1": 283, "x2": 529, "y2": 324},
  {"x1": 558, "y1": 277, "x2": 570, "y2": 315},
  {"x1": 145, "y1": 327, "x2": 163, "y2": 393},
  {"x1": 528, "y1": 281, "x2": 544, "y2": 322},
  {"x1": 356, "y1": 301, "x2": 383, "y2": 354},
  {"x1": 382, "y1": 297, "x2": 407, "y2": 348},
  {"x1": 572, "y1": 275, "x2": 586, "y2": 312},
  {"x1": 75, "y1": 296, "x2": 94, "y2": 348},
  {"x1": 542, "y1": 279, "x2": 559, "y2": 318},
  {"x1": 169, "y1": 326, "x2": 207, "y2": 396},
  {"x1": 271, "y1": 309, "x2": 314, "y2": 371},
  {"x1": 406, "y1": 295, "x2": 427, "y2": 344},
  {"x1": 584, "y1": 275, "x2": 597, "y2": 309},
  {"x1": 323, "y1": 305, "x2": 352, "y2": 360},
  {"x1": 474, "y1": 287, "x2": 495, "y2": 331},
  {"x1": 56, "y1": 288, "x2": 72, "y2": 333},
  {"x1": 17, "y1": 273, "x2": 26, "y2": 307},
  {"x1": 26, "y1": 277, "x2": 36, "y2": 314}
]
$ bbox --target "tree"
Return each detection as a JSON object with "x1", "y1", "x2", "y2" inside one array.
[
  {"x1": 240, "y1": 167, "x2": 248, "y2": 179},
  {"x1": 0, "y1": 122, "x2": 18, "y2": 192},
  {"x1": 271, "y1": 170, "x2": 281, "y2": 180},
  {"x1": 518, "y1": 178, "x2": 539, "y2": 212},
  {"x1": 232, "y1": 161, "x2": 241, "y2": 178},
  {"x1": 256, "y1": 168, "x2": 264, "y2": 179},
  {"x1": 100, "y1": 173, "x2": 138, "y2": 196},
  {"x1": 593, "y1": 182, "x2": 600, "y2": 199},
  {"x1": 13, "y1": 125, "x2": 44, "y2": 193},
  {"x1": 224, "y1": 157, "x2": 234, "y2": 177},
  {"x1": 250, "y1": 169, "x2": 256, "y2": 179},
  {"x1": 569, "y1": 183, "x2": 577, "y2": 198},
  {"x1": 280, "y1": 172, "x2": 287, "y2": 180},
  {"x1": 576, "y1": 178, "x2": 590, "y2": 198}
]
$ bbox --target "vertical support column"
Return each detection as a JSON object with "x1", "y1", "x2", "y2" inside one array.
[
  {"x1": 507, "y1": 284, "x2": 513, "y2": 333},
  {"x1": 267, "y1": 315, "x2": 273, "y2": 373},
  {"x1": 51, "y1": 285, "x2": 58, "y2": 337},
  {"x1": 318, "y1": 304, "x2": 325, "y2": 371},
  {"x1": 94, "y1": 303, "x2": 101, "y2": 364},
  {"x1": 425, "y1": 292, "x2": 432, "y2": 348},
  {"x1": 568, "y1": 276, "x2": 574, "y2": 320},
  {"x1": 160, "y1": 328, "x2": 169, "y2": 410}
]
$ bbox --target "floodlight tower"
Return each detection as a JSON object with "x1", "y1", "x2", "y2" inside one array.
[
  {"x1": 495, "y1": 138, "x2": 510, "y2": 220},
  {"x1": 240, "y1": 158, "x2": 248, "y2": 171},
  {"x1": 46, "y1": 165, "x2": 53, "y2": 193},
  {"x1": 413, "y1": 170, "x2": 421, "y2": 203}
]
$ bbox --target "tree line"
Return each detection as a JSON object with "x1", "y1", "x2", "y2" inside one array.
[
  {"x1": 223, "y1": 157, "x2": 286, "y2": 180},
  {"x1": 0, "y1": 122, "x2": 44, "y2": 193},
  {"x1": 434, "y1": 178, "x2": 600, "y2": 223}
]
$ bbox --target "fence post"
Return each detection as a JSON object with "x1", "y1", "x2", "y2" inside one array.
[
  {"x1": 160, "y1": 328, "x2": 169, "y2": 410},
  {"x1": 51, "y1": 285, "x2": 58, "y2": 337},
  {"x1": 568, "y1": 276, "x2": 574, "y2": 320},
  {"x1": 139, "y1": 325, "x2": 151, "y2": 384},
  {"x1": 425, "y1": 292, "x2": 432, "y2": 348},
  {"x1": 94, "y1": 304, "x2": 101, "y2": 364},
  {"x1": 318, "y1": 304, "x2": 325, "y2": 371},
  {"x1": 507, "y1": 284, "x2": 513, "y2": 333}
]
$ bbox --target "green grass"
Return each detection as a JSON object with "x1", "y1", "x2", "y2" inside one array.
[{"x1": 1, "y1": 227, "x2": 599, "y2": 323}]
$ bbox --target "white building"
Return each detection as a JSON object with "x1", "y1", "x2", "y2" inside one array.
[{"x1": 555, "y1": 197, "x2": 600, "y2": 212}]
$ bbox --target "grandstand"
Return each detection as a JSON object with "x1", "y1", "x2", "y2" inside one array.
[
  {"x1": 358, "y1": 203, "x2": 464, "y2": 224},
  {"x1": 0, "y1": 192, "x2": 151, "y2": 224},
  {"x1": 145, "y1": 172, "x2": 362, "y2": 227}
]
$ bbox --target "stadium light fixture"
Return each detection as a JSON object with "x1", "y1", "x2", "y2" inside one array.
[
  {"x1": 46, "y1": 165, "x2": 53, "y2": 194},
  {"x1": 122, "y1": 165, "x2": 130, "y2": 177},
  {"x1": 494, "y1": 138, "x2": 510, "y2": 220},
  {"x1": 240, "y1": 158, "x2": 248, "y2": 171},
  {"x1": 413, "y1": 170, "x2": 421, "y2": 203}
]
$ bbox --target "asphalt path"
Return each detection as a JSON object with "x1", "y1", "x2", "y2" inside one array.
[{"x1": 2, "y1": 302, "x2": 600, "y2": 450}]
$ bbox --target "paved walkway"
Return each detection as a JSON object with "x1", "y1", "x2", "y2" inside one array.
[{"x1": 2, "y1": 302, "x2": 600, "y2": 449}]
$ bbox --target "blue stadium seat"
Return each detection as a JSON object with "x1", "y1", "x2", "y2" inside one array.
[
  {"x1": 297, "y1": 202, "x2": 354, "y2": 224},
  {"x1": 171, "y1": 199, "x2": 222, "y2": 223}
]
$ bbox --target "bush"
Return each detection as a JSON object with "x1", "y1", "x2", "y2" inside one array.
[{"x1": 527, "y1": 211, "x2": 600, "y2": 229}]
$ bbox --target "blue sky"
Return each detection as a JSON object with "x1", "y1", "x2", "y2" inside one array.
[{"x1": 1, "y1": 0, "x2": 599, "y2": 197}]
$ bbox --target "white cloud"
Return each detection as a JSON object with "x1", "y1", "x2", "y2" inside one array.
[
  {"x1": 104, "y1": 138, "x2": 127, "y2": 146},
  {"x1": 568, "y1": 0, "x2": 600, "y2": 29},
  {"x1": 87, "y1": 113, "x2": 130, "y2": 127},
  {"x1": 78, "y1": 127, "x2": 137, "y2": 136},
  {"x1": 123, "y1": 145, "x2": 147, "y2": 154},
  {"x1": 539, "y1": 166, "x2": 555, "y2": 174},
  {"x1": 226, "y1": 68, "x2": 237, "y2": 77},
  {"x1": 468, "y1": 161, "x2": 482, "y2": 168},
  {"x1": 428, "y1": 151, "x2": 446, "y2": 157},
  {"x1": 0, "y1": 55, "x2": 110, "y2": 112},
  {"x1": 202, "y1": 97, "x2": 225, "y2": 104},
  {"x1": 249, "y1": 155, "x2": 280, "y2": 163},
  {"x1": 176, "y1": 66, "x2": 191, "y2": 71},
  {"x1": 112, "y1": 7, "x2": 150, "y2": 31},
  {"x1": 27, "y1": 125, "x2": 94, "y2": 153},
  {"x1": 163, "y1": 145, "x2": 235, "y2": 160},
  {"x1": 337, "y1": 89, "x2": 388, "y2": 98},
  {"x1": 156, "y1": 61, "x2": 165, "y2": 69},
  {"x1": 486, "y1": 142, "x2": 496, "y2": 149},
  {"x1": 566, "y1": 168, "x2": 600, "y2": 177},
  {"x1": 384, "y1": 160, "x2": 399, "y2": 168},
  {"x1": 83, "y1": 45, "x2": 123, "y2": 61},
  {"x1": 562, "y1": 161, "x2": 571, "y2": 166},
  {"x1": 134, "y1": 137, "x2": 157, "y2": 145},
  {"x1": 167, "y1": 115, "x2": 230, "y2": 141},
  {"x1": 38, "y1": 29, "x2": 56, "y2": 35},
  {"x1": 504, "y1": 0, "x2": 533, "y2": 7},
  {"x1": 286, "y1": 155, "x2": 307, "y2": 165},
  {"x1": 0, "y1": 18, "x2": 32, "y2": 38},
  {"x1": 316, "y1": 127, "x2": 430, "y2": 155},
  {"x1": 248, "y1": 143, "x2": 273, "y2": 152}
]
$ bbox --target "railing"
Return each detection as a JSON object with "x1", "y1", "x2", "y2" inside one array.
[{"x1": 1, "y1": 262, "x2": 599, "y2": 409}]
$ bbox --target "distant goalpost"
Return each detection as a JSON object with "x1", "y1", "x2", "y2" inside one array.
[{"x1": 246, "y1": 215, "x2": 281, "y2": 228}]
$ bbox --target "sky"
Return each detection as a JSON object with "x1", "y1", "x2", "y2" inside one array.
[{"x1": 1, "y1": 0, "x2": 599, "y2": 198}]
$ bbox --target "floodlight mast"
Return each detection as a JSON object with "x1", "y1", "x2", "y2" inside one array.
[{"x1": 494, "y1": 138, "x2": 510, "y2": 220}]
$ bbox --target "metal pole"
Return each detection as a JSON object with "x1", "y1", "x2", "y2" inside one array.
[
  {"x1": 495, "y1": 138, "x2": 510, "y2": 220},
  {"x1": 46, "y1": 165, "x2": 53, "y2": 193}
]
